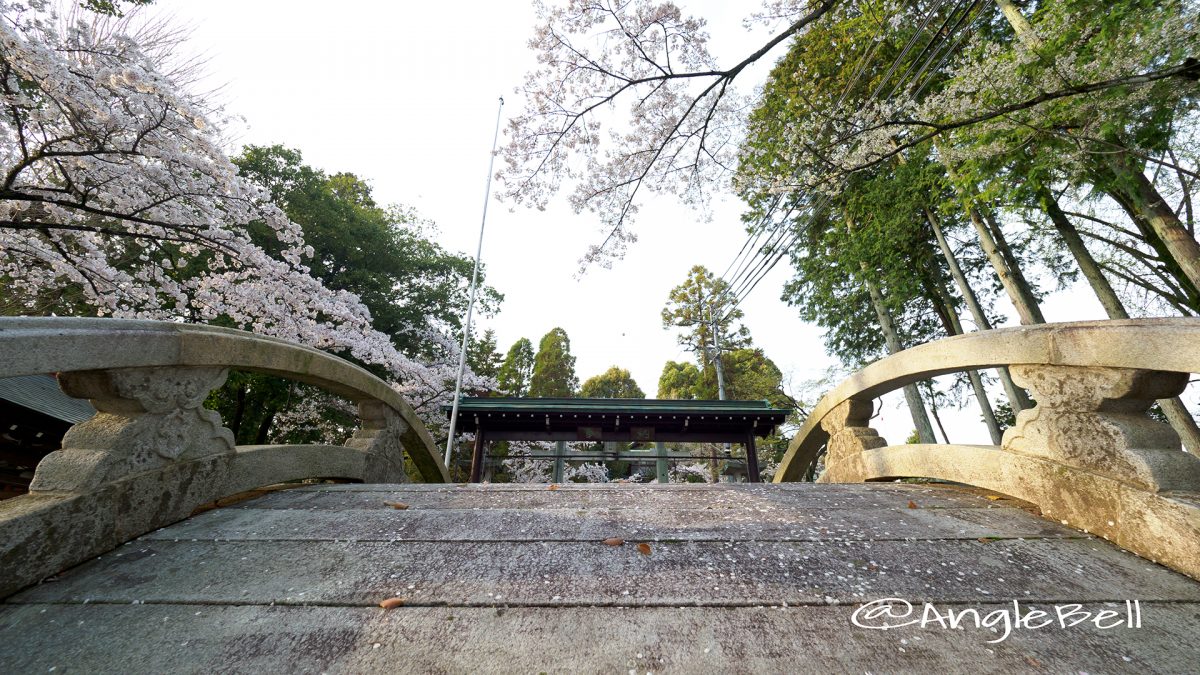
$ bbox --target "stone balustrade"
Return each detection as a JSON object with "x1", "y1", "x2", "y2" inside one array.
[
  {"x1": 776, "y1": 318, "x2": 1200, "y2": 580},
  {"x1": 0, "y1": 317, "x2": 447, "y2": 597}
]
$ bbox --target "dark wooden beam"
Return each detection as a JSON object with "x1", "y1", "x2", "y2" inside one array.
[
  {"x1": 469, "y1": 427, "x2": 486, "y2": 483},
  {"x1": 745, "y1": 431, "x2": 760, "y2": 483},
  {"x1": 482, "y1": 430, "x2": 761, "y2": 443}
]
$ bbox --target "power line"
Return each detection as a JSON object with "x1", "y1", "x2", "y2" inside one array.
[{"x1": 716, "y1": 0, "x2": 988, "y2": 312}]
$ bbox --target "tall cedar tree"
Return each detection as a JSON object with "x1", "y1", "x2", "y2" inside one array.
[
  {"x1": 497, "y1": 338, "x2": 535, "y2": 396},
  {"x1": 528, "y1": 328, "x2": 579, "y2": 397}
]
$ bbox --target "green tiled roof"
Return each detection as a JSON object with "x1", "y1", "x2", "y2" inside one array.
[{"x1": 443, "y1": 397, "x2": 790, "y2": 418}]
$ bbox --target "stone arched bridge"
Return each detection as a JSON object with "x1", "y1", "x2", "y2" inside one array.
[{"x1": 1, "y1": 317, "x2": 1197, "y2": 672}]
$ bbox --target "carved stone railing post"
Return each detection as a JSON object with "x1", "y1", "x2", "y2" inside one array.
[
  {"x1": 347, "y1": 400, "x2": 411, "y2": 483},
  {"x1": 1003, "y1": 365, "x2": 1200, "y2": 492},
  {"x1": 3, "y1": 366, "x2": 238, "y2": 584},
  {"x1": 0, "y1": 317, "x2": 452, "y2": 599},
  {"x1": 818, "y1": 399, "x2": 887, "y2": 483},
  {"x1": 30, "y1": 367, "x2": 235, "y2": 494}
]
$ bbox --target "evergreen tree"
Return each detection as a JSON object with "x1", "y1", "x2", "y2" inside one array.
[
  {"x1": 662, "y1": 265, "x2": 751, "y2": 397},
  {"x1": 467, "y1": 329, "x2": 503, "y2": 382},
  {"x1": 497, "y1": 338, "x2": 535, "y2": 397},
  {"x1": 657, "y1": 361, "x2": 701, "y2": 399},
  {"x1": 528, "y1": 328, "x2": 579, "y2": 397},
  {"x1": 580, "y1": 366, "x2": 645, "y2": 398}
]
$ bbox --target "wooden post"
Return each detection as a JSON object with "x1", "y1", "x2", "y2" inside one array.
[
  {"x1": 552, "y1": 440, "x2": 566, "y2": 483},
  {"x1": 656, "y1": 441, "x2": 668, "y2": 484},
  {"x1": 745, "y1": 432, "x2": 760, "y2": 483},
  {"x1": 469, "y1": 425, "x2": 486, "y2": 483}
]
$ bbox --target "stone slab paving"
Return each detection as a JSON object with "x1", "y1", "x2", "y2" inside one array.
[{"x1": 3, "y1": 483, "x2": 1200, "y2": 673}]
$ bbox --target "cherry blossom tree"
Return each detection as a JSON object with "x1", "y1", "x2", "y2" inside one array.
[
  {"x1": 502, "y1": 0, "x2": 1198, "y2": 275},
  {"x1": 0, "y1": 1, "x2": 486, "y2": 430},
  {"x1": 500, "y1": 0, "x2": 838, "y2": 268}
]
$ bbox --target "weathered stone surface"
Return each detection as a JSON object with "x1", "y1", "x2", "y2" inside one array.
[
  {"x1": 776, "y1": 318, "x2": 1200, "y2": 482},
  {"x1": 4, "y1": 483, "x2": 1199, "y2": 671},
  {"x1": 1004, "y1": 364, "x2": 1200, "y2": 491},
  {"x1": 1, "y1": 445, "x2": 383, "y2": 598},
  {"x1": 855, "y1": 444, "x2": 1200, "y2": 580},
  {"x1": 818, "y1": 399, "x2": 885, "y2": 483},
  {"x1": 235, "y1": 482, "x2": 1016, "y2": 511},
  {"x1": 347, "y1": 400, "x2": 411, "y2": 484},
  {"x1": 779, "y1": 321, "x2": 1200, "y2": 584},
  {"x1": 0, "y1": 317, "x2": 450, "y2": 598},
  {"x1": 0, "y1": 317, "x2": 448, "y2": 482},
  {"x1": 30, "y1": 367, "x2": 234, "y2": 492},
  {"x1": 14, "y1": 535, "x2": 1197, "y2": 607},
  {"x1": 145, "y1": 504, "x2": 1077, "y2": 543},
  {"x1": 4, "y1": 483, "x2": 1200, "y2": 672},
  {"x1": 3, "y1": 603, "x2": 1198, "y2": 674}
]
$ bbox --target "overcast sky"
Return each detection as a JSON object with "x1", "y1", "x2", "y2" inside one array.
[{"x1": 147, "y1": 0, "x2": 1142, "y2": 445}]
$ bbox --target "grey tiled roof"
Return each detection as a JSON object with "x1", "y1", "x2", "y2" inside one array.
[{"x1": 0, "y1": 375, "x2": 95, "y2": 423}]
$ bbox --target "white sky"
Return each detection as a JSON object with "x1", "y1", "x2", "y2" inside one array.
[{"x1": 148, "y1": 0, "x2": 1140, "y2": 445}]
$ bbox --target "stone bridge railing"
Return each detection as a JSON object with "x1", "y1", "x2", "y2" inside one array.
[
  {"x1": 0, "y1": 317, "x2": 448, "y2": 597},
  {"x1": 776, "y1": 318, "x2": 1200, "y2": 580}
]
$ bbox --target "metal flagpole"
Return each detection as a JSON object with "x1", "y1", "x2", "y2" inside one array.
[{"x1": 444, "y1": 96, "x2": 505, "y2": 469}]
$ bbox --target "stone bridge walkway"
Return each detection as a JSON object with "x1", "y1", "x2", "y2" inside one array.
[{"x1": 2, "y1": 483, "x2": 1199, "y2": 672}]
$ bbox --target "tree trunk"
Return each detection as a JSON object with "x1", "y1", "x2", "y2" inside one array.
[
  {"x1": 845, "y1": 211, "x2": 937, "y2": 443},
  {"x1": 862, "y1": 265, "x2": 938, "y2": 443},
  {"x1": 230, "y1": 382, "x2": 247, "y2": 439},
  {"x1": 925, "y1": 385, "x2": 951, "y2": 444},
  {"x1": 925, "y1": 207, "x2": 1033, "y2": 412},
  {"x1": 995, "y1": 0, "x2": 1200, "y2": 297},
  {"x1": 994, "y1": 0, "x2": 1036, "y2": 41},
  {"x1": 1105, "y1": 186, "x2": 1200, "y2": 310},
  {"x1": 980, "y1": 206, "x2": 1045, "y2": 320},
  {"x1": 967, "y1": 205, "x2": 1046, "y2": 324},
  {"x1": 1040, "y1": 192, "x2": 1129, "y2": 317},
  {"x1": 1107, "y1": 154, "x2": 1200, "y2": 296},
  {"x1": 935, "y1": 145, "x2": 1047, "y2": 325},
  {"x1": 255, "y1": 408, "x2": 276, "y2": 445},
  {"x1": 926, "y1": 274, "x2": 1004, "y2": 444},
  {"x1": 993, "y1": 0, "x2": 1200, "y2": 451},
  {"x1": 1041, "y1": 190, "x2": 1200, "y2": 454}
]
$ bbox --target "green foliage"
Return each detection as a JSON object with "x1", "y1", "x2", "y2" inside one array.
[
  {"x1": 941, "y1": 0, "x2": 1200, "y2": 310},
  {"x1": 709, "y1": 348, "x2": 784, "y2": 404},
  {"x1": 206, "y1": 146, "x2": 504, "y2": 441},
  {"x1": 497, "y1": 337, "x2": 535, "y2": 396},
  {"x1": 80, "y1": 0, "x2": 153, "y2": 16},
  {"x1": 580, "y1": 366, "x2": 645, "y2": 399},
  {"x1": 233, "y1": 145, "x2": 501, "y2": 361},
  {"x1": 657, "y1": 361, "x2": 700, "y2": 399},
  {"x1": 206, "y1": 371, "x2": 290, "y2": 445},
  {"x1": 467, "y1": 329, "x2": 503, "y2": 383},
  {"x1": 528, "y1": 328, "x2": 578, "y2": 397},
  {"x1": 990, "y1": 401, "x2": 1017, "y2": 433},
  {"x1": 657, "y1": 347, "x2": 789, "y2": 406},
  {"x1": 662, "y1": 265, "x2": 751, "y2": 370}
]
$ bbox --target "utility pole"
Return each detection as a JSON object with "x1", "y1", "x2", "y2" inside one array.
[
  {"x1": 700, "y1": 289, "x2": 727, "y2": 401},
  {"x1": 701, "y1": 286, "x2": 730, "y2": 482}
]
